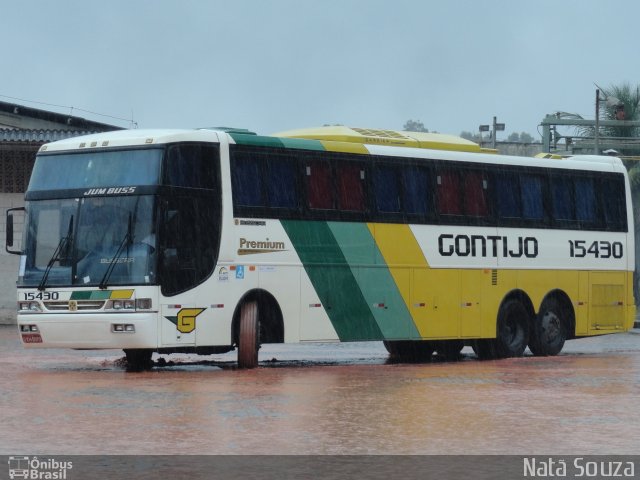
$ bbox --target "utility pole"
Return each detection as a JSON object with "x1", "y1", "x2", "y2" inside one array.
[
  {"x1": 594, "y1": 89, "x2": 600, "y2": 155},
  {"x1": 491, "y1": 116, "x2": 505, "y2": 149}
]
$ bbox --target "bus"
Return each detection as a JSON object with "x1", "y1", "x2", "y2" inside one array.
[{"x1": 5, "y1": 126, "x2": 635, "y2": 369}]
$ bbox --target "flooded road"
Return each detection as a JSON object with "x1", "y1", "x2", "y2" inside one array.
[{"x1": 1, "y1": 325, "x2": 639, "y2": 456}]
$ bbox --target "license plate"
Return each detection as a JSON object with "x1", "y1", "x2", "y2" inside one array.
[{"x1": 22, "y1": 333, "x2": 42, "y2": 344}]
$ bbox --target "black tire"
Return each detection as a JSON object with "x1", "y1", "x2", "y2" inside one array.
[
  {"x1": 383, "y1": 340, "x2": 434, "y2": 362},
  {"x1": 474, "y1": 300, "x2": 530, "y2": 360},
  {"x1": 124, "y1": 349, "x2": 153, "y2": 371},
  {"x1": 529, "y1": 297, "x2": 567, "y2": 356},
  {"x1": 238, "y1": 301, "x2": 260, "y2": 369},
  {"x1": 495, "y1": 299, "x2": 530, "y2": 358},
  {"x1": 471, "y1": 339, "x2": 499, "y2": 360},
  {"x1": 434, "y1": 340, "x2": 464, "y2": 361}
]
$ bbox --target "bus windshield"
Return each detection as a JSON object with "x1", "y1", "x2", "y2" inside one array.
[
  {"x1": 29, "y1": 148, "x2": 162, "y2": 191},
  {"x1": 19, "y1": 195, "x2": 157, "y2": 288}
]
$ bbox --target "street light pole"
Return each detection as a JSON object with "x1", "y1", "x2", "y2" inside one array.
[
  {"x1": 594, "y1": 89, "x2": 600, "y2": 155},
  {"x1": 491, "y1": 116, "x2": 505, "y2": 149}
]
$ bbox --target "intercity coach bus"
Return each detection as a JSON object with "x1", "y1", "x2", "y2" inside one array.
[{"x1": 5, "y1": 126, "x2": 635, "y2": 369}]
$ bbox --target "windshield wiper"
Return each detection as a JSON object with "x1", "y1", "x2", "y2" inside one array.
[
  {"x1": 99, "y1": 214, "x2": 132, "y2": 290},
  {"x1": 38, "y1": 215, "x2": 74, "y2": 291}
]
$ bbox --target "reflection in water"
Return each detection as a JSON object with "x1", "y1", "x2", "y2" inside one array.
[{"x1": 1, "y1": 326, "x2": 639, "y2": 454}]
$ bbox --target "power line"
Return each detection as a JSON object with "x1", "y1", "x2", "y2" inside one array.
[{"x1": 0, "y1": 94, "x2": 137, "y2": 128}]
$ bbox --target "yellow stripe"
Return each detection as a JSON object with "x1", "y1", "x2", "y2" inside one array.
[
  {"x1": 110, "y1": 289, "x2": 134, "y2": 299},
  {"x1": 320, "y1": 140, "x2": 369, "y2": 154}
]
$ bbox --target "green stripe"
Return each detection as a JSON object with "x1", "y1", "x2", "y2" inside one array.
[
  {"x1": 327, "y1": 223, "x2": 421, "y2": 340},
  {"x1": 278, "y1": 138, "x2": 325, "y2": 151},
  {"x1": 70, "y1": 290, "x2": 112, "y2": 300},
  {"x1": 229, "y1": 133, "x2": 284, "y2": 148},
  {"x1": 281, "y1": 220, "x2": 383, "y2": 341},
  {"x1": 230, "y1": 133, "x2": 326, "y2": 152}
]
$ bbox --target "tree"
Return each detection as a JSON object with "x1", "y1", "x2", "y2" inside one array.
[
  {"x1": 507, "y1": 132, "x2": 535, "y2": 143},
  {"x1": 403, "y1": 120, "x2": 429, "y2": 132},
  {"x1": 460, "y1": 131, "x2": 481, "y2": 142}
]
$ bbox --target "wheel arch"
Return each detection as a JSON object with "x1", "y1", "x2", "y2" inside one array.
[
  {"x1": 538, "y1": 289, "x2": 576, "y2": 339},
  {"x1": 232, "y1": 289, "x2": 284, "y2": 345}
]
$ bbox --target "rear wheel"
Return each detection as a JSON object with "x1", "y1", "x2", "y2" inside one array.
[
  {"x1": 495, "y1": 299, "x2": 530, "y2": 358},
  {"x1": 433, "y1": 340, "x2": 464, "y2": 361},
  {"x1": 473, "y1": 299, "x2": 529, "y2": 360},
  {"x1": 383, "y1": 340, "x2": 434, "y2": 362},
  {"x1": 124, "y1": 349, "x2": 153, "y2": 371},
  {"x1": 529, "y1": 298, "x2": 567, "y2": 356},
  {"x1": 238, "y1": 301, "x2": 260, "y2": 369}
]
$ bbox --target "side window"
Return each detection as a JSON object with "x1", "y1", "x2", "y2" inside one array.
[
  {"x1": 437, "y1": 168, "x2": 487, "y2": 217},
  {"x1": 403, "y1": 166, "x2": 430, "y2": 216},
  {"x1": 160, "y1": 195, "x2": 220, "y2": 296},
  {"x1": 601, "y1": 176, "x2": 627, "y2": 231},
  {"x1": 437, "y1": 170, "x2": 461, "y2": 215},
  {"x1": 306, "y1": 161, "x2": 334, "y2": 210},
  {"x1": 496, "y1": 172, "x2": 520, "y2": 218},
  {"x1": 230, "y1": 148, "x2": 298, "y2": 212},
  {"x1": 521, "y1": 174, "x2": 544, "y2": 220},
  {"x1": 231, "y1": 155, "x2": 263, "y2": 207},
  {"x1": 165, "y1": 144, "x2": 218, "y2": 189},
  {"x1": 463, "y1": 171, "x2": 488, "y2": 217},
  {"x1": 551, "y1": 176, "x2": 574, "y2": 221},
  {"x1": 374, "y1": 165, "x2": 401, "y2": 213},
  {"x1": 267, "y1": 156, "x2": 298, "y2": 209},
  {"x1": 575, "y1": 177, "x2": 597, "y2": 223},
  {"x1": 337, "y1": 163, "x2": 365, "y2": 212}
]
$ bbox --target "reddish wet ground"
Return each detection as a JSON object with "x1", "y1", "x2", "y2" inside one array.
[{"x1": 1, "y1": 325, "x2": 639, "y2": 455}]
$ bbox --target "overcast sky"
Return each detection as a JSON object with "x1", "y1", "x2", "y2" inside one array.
[{"x1": 3, "y1": 1, "x2": 639, "y2": 139}]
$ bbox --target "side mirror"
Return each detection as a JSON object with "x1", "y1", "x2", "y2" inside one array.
[{"x1": 6, "y1": 207, "x2": 25, "y2": 255}]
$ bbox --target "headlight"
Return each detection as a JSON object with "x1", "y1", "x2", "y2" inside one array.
[
  {"x1": 105, "y1": 300, "x2": 135, "y2": 311},
  {"x1": 105, "y1": 299, "x2": 148, "y2": 311},
  {"x1": 18, "y1": 302, "x2": 42, "y2": 312},
  {"x1": 135, "y1": 298, "x2": 152, "y2": 310}
]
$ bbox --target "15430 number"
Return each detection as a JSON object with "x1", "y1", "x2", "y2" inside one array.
[{"x1": 568, "y1": 240, "x2": 623, "y2": 259}]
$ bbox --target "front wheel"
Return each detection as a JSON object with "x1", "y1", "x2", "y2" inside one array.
[
  {"x1": 529, "y1": 298, "x2": 567, "y2": 356},
  {"x1": 124, "y1": 349, "x2": 153, "y2": 371},
  {"x1": 238, "y1": 301, "x2": 260, "y2": 369}
]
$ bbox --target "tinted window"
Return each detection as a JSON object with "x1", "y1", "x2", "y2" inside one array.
[
  {"x1": 551, "y1": 177, "x2": 574, "y2": 221},
  {"x1": 307, "y1": 161, "x2": 333, "y2": 209},
  {"x1": 437, "y1": 170, "x2": 461, "y2": 215},
  {"x1": 463, "y1": 171, "x2": 488, "y2": 217},
  {"x1": 575, "y1": 178, "x2": 596, "y2": 223},
  {"x1": 403, "y1": 166, "x2": 430, "y2": 215},
  {"x1": 231, "y1": 155, "x2": 263, "y2": 206},
  {"x1": 30, "y1": 149, "x2": 162, "y2": 191},
  {"x1": 496, "y1": 172, "x2": 520, "y2": 218},
  {"x1": 160, "y1": 195, "x2": 220, "y2": 296},
  {"x1": 602, "y1": 177, "x2": 627, "y2": 230},
  {"x1": 521, "y1": 175, "x2": 544, "y2": 220},
  {"x1": 165, "y1": 144, "x2": 219, "y2": 189},
  {"x1": 267, "y1": 156, "x2": 298, "y2": 208},
  {"x1": 374, "y1": 165, "x2": 401, "y2": 213},
  {"x1": 337, "y1": 163, "x2": 365, "y2": 211}
]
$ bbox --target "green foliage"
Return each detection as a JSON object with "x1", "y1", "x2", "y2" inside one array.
[
  {"x1": 507, "y1": 132, "x2": 535, "y2": 143},
  {"x1": 403, "y1": 120, "x2": 429, "y2": 132},
  {"x1": 460, "y1": 131, "x2": 480, "y2": 142}
]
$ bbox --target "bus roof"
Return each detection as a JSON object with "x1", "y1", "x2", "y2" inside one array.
[
  {"x1": 38, "y1": 129, "x2": 220, "y2": 153},
  {"x1": 272, "y1": 126, "x2": 494, "y2": 154},
  {"x1": 37, "y1": 127, "x2": 626, "y2": 173}
]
